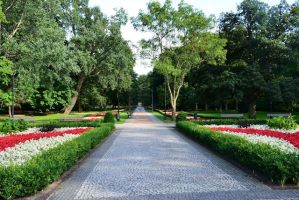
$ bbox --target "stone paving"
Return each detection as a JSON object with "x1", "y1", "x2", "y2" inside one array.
[{"x1": 48, "y1": 107, "x2": 299, "y2": 200}]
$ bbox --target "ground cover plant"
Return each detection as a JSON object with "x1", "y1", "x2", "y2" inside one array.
[
  {"x1": 267, "y1": 116, "x2": 297, "y2": 130},
  {"x1": 0, "y1": 120, "x2": 29, "y2": 135}
]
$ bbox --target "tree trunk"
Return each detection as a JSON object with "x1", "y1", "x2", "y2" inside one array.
[
  {"x1": 248, "y1": 102, "x2": 256, "y2": 118},
  {"x1": 195, "y1": 103, "x2": 198, "y2": 112},
  {"x1": 205, "y1": 103, "x2": 208, "y2": 112},
  {"x1": 225, "y1": 103, "x2": 228, "y2": 111},
  {"x1": 64, "y1": 74, "x2": 85, "y2": 115},
  {"x1": 235, "y1": 101, "x2": 239, "y2": 111},
  {"x1": 8, "y1": 106, "x2": 12, "y2": 118},
  {"x1": 172, "y1": 103, "x2": 176, "y2": 121},
  {"x1": 219, "y1": 104, "x2": 222, "y2": 113}
]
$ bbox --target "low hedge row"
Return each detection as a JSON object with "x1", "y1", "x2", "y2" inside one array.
[
  {"x1": 0, "y1": 124, "x2": 115, "y2": 200},
  {"x1": 30, "y1": 119, "x2": 103, "y2": 128},
  {"x1": 193, "y1": 119, "x2": 267, "y2": 125},
  {"x1": 176, "y1": 121, "x2": 299, "y2": 186}
]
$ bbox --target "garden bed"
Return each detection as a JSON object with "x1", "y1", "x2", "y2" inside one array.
[
  {"x1": 176, "y1": 121, "x2": 299, "y2": 187},
  {"x1": 0, "y1": 124, "x2": 114, "y2": 200}
]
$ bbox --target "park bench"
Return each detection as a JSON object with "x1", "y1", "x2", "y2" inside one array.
[
  {"x1": 267, "y1": 113, "x2": 291, "y2": 118},
  {"x1": 11, "y1": 117, "x2": 36, "y2": 121},
  {"x1": 60, "y1": 116, "x2": 84, "y2": 121},
  {"x1": 220, "y1": 113, "x2": 244, "y2": 118}
]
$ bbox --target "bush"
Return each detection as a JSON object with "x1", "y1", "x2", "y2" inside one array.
[
  {"x1": 176, "y1": 112, "x2": 188, "y2": 122},
  {"x1": 193, "y1": 119, "x2": 267, "y2": 126},
  {"x1": 103, "y1": 112, "x2": 115, "y2": 123},
  {"x1": 39, "y1": 124, "x2": 56, "y2": 132},
  {"x1": 176, "y1": 121, "x2": 299, "y2": 186},
  {"x1": 0, "y1": 120, "x2": 29, "y2": 134},
  {"x1": 267, "y1": 116, "x2": 297, "y2": 130},
  {"x1": 0, "y1": 124, "x2": 114, "y2": 199},
  {"x1": 31, "y1": 120, "x2": 102, "y2": 128}
]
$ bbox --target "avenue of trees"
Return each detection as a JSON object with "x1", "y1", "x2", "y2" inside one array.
[
  {"x1": 137, "y1": 0, "x2": 299, "y2": 118},
  {"x1": 0, "y1": 0, "x2": 135, "y2": 116},
  {"x1": 0, "y1": 0, "x2": 298, "y2": 118}
]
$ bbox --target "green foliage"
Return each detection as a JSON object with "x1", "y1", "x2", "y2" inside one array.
[
  {"x1": 0, "y1": 125, "x2": 114, "y2": 199},
  {"x1": 267, "y1": 116, "x2": 297, "y2": 130},
  {"x1": 104, "y1": 112, "x2": 115, "y2": 123},
  {"x1": 134, "y1": 0, "x2": 226, "y2": 120},
  {"x1": 177, "y1": 121, "x2": 299, "y2": 186},
  {"x1": 0, "y1": 0, "x2": 6, "y2": 22},
  {"x1": 31, "y1": 120, "x2": 103, "y2": 128},
  {"x1": 193, "y1": 119, "x2": 267, "y2": 126},
  {"x1": 0, "y1": 120, "x2": 29, "y2": 134},
  {"x1": 176, "y1": 112, "x2": 188, "y2": 122}
]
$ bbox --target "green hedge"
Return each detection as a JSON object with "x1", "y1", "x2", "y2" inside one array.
[
  {"x1": 176, "y1": 121, "x2": 299, "y2": 186},
  {"x1": 29, "y1": 119, "x2": 103, "y2": 128},
  {"x1": 0, "y1": 124, "x2": 114, "y2": 200},
  {"x1": 193, "y1": 119, "x2": 267, "y2": 125}
]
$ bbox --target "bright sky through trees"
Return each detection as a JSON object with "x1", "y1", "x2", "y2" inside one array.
[{"x1": 89, "y1": 0, "x2": 296, "y2": 75}]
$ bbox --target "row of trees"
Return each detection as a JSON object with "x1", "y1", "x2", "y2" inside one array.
[
  {"x1": 135, "y1": 0, "x2": 299, "y2": 118},
  {"x1": 0, "y1": 0, "x2": 135, "y2": 115}
]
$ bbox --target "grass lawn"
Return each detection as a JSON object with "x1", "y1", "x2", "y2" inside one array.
[
  {"x1": 116, "y1": 112, "x2": 129, "y2": 124},
  {"x1": 148, "y1": 110, "x2": 174, "y2": 123},
  {"x1": 187, "y1": 110, "x2": 299, "y2": 120},
  {"x1": 0, "y1": 110, "x2": 130, "y2": 123}
]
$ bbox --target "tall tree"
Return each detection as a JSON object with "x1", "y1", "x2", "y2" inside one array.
[
  {"x1": 61, "y1": 2, "x2": 134, "y2": 114},
  {"x1": 219, "y1": 0, "x2": 299, "y2": 117},
  {"x1": 133, "y1": 0, "x2": 226, "y2": 119}
]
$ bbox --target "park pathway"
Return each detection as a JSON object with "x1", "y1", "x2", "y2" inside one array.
[{"x1": 48, "y1": 107, "x2": 299, "y2": 200}]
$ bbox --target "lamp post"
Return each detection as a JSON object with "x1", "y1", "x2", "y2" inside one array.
[
  {"x1": 164, "y1": 80, "x2": 167, "y2": 120},
  {"x1": 11, "y1": 67, "x2": 15, "y2": 119},
  {"x1": 269, "y1": 66, "x2": 273, "y2": 113},
  {"x1": 116, "y1": 75, "x2": 120, "y2": 121},
  {"x1": 151, "y1": 88, "x2": 154, "y2": 112}
]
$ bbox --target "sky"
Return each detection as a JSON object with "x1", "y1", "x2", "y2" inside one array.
[{"x1": 89, "y1": 0, "x2": 296, "y2": 75}]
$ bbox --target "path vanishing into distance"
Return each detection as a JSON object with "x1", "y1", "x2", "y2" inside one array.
[{"x1": 48, "y1": 107, "x2": 299, "y2": 200}]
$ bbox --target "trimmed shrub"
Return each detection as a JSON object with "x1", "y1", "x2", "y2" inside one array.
[
  {"x1": 176, "y1": 121, "x2": 299, "y2": 186},
  {"x1": 267, "y1": 116, "x2": 297, "y2": 130},
  {"x1": 176, "y1": 112, "x2": 188, "y2": 122},
  {"x1": 31, "y1": 120, "x2": 102, "y2": 128},
  {"x1": 39, "y1": 124, "x2": 56, "y2": 132},
  {"x1": 0, "y1": 124, "x2": 114, "y2": 199},
  {"x1": 0, "y1": 120, "x2": 29, "y2": 134},
  {"x1": 103, "y1": 112, "x2": 115, "y2": 123},
  {"x1": 193, "y1": 119, "x2": 267, "y2": 126}
]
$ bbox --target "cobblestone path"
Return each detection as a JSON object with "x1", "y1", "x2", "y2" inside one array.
[{"x1": 48, "y1": 107, "x2": 299, "y2": 200}]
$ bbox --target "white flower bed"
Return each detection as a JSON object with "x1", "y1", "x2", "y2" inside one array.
[
  {"x1": 220, "y1": 131, "x2": 299, "y2": 154},
  {"x1": 0, "y1": 127, "x2": 89, "y2": 137},
  {"x1": 204, "y1": 124, "x2": 299, "y2": 154},
  {"x1": 204, "y1": 124, "x2": 299, "y2": 133},
  {"x1": 0, "y1": 134, "x2": 79, "y2": 166}
]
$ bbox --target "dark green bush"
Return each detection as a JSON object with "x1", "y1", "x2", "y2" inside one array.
[
  {"x1": 176, "y1": 121, "x2": 299, "y2": 186},
  {"x1": 0, "y1": 120, "x2": 29, "y2": 134},
  {"x1": 176, "y1": 112, "x2": 188, "y2": 122},
  {"x1": 31, "y1": 119, "x2": 102, "y2": 128},
  {"x1": 267, "y1": 116, "x2": 297, "y2": 130},
  {"x1": 103, "y1": 112, "x2": 115, "y2": 123},
  {"x1": 194, "y1": 119, "x2": 267, "y2": 126},
  {"x1": 39, "y1": 124, "x2": 56, "y2": 132},
  {"x1": 0, "y1": 124, "x2": 114, "y2": 200}
]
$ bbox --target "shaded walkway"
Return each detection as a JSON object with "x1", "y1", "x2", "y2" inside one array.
[{"x1": 48, "y1": 107, "x2": 299, "y2": 200}]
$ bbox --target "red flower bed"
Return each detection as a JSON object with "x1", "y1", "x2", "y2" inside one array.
[
  {"x1": 0, "y1": 128, "x2": 92, "y2": 152},
  {"x1": 209, "y1": 127, "x2": 299, "y2": 148}
]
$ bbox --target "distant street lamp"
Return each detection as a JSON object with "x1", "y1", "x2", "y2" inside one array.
[
  {"x1": 116, "y1": 75, "x2": 120, "y2": 121},
  {"x1": 11, "y1": 67, "x2": 15, "y2": 119},
  {"x1": 151, "y1": 88, "x2": 154, "y2": 112},
  {"x1": 164, "y1": 80, "x2": 167, "y2": 120}
]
